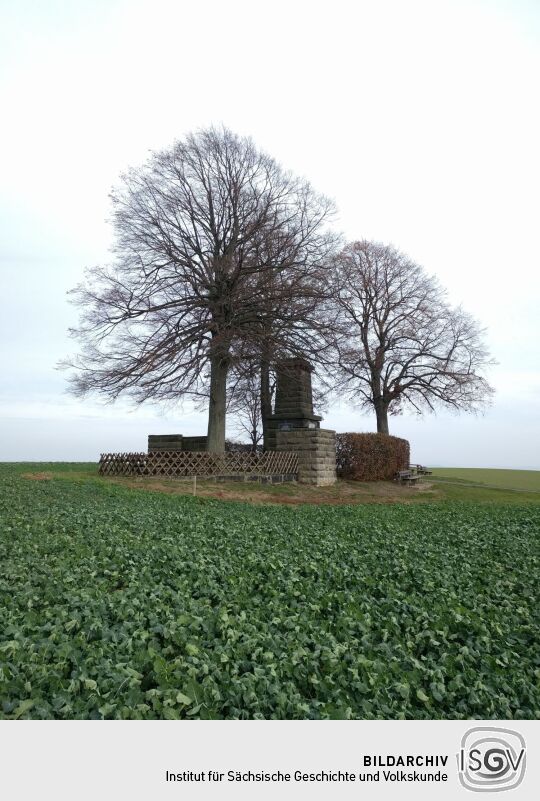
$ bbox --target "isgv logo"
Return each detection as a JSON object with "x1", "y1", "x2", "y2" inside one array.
[{"x1": 457, "y1": 727, "x2": 526, "y2": 793}]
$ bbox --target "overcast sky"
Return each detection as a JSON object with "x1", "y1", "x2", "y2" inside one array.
[{"x1": 1, "y1": 0, "x2": 539, "y2": 468}]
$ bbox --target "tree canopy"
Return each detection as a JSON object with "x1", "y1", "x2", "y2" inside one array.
[
  {"x1": 328, "y1": 240, "x2": 494, "y2": 433},
  {"x1": 64, "y1": 127, "x2": 335, "y2": 451},
  {"x1": 64, "y1": 129, "x2": 494, "y2": 446}
]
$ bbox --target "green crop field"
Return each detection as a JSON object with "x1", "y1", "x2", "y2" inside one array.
[{"x1": 1, "y1": 463, "x2": 539, "y2": 720}]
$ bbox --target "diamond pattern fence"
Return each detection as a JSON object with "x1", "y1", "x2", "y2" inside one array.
[{"x1": 99, "y1": 450, "x2": 299, "y2": 479}]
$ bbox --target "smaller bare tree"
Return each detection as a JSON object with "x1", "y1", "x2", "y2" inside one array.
[
  {"x1": 228, "y1": 354, "x2": 331, "y2": 450},
  {"x1": 227, "y1": 365, "x2": 268, "y2": 452},
  {"x1": 329, "y1": 240, "x2": 495, "y2": 434}
]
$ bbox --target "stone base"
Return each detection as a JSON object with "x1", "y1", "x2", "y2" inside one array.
[
  {"x1": 275, "y1": 428, "x2": 336, "y2": 486},
  {"x1": 266, "y1": 415, "x2": 321, "y2": 451}
]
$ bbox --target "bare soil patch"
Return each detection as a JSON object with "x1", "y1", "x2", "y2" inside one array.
[
  {"x1": 108, "y1": 476, "x2": 440, "y2": 506},
  {"x1": 21, "y1": 472, "x2": 53, "y2": 481}
]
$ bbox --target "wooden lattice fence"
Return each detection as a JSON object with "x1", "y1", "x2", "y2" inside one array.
[{"x1": 99, "y1": 450, "x2": 299, "y2": 479}]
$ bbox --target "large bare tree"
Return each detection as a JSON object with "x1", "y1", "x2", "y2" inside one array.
[
  {"x1": 63, "y1": 127, "x2": 335, "y2": 451},
  {"x1": 330, "y1": 240, "x2": 494, "y2": 433}
]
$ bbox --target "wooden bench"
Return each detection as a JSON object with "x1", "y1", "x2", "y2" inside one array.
[
  {"x1": 409, "y1": 464, "x2": 433, "y2": 476},
  {"x1": 395, "y1": 470, "x2": 420, "y2": 485}
]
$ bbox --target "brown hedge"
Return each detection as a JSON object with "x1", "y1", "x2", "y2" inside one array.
[{"x1": 336, "y1": 432, "x2": 410, "y2": 481}]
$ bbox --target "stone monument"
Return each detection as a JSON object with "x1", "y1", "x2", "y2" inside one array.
[{"x1": 268, "y1": 358, "x2": 336, "y2": 486}]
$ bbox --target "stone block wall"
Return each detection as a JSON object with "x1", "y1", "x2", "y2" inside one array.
[
  {"x1": 148, "y1": 434, "x2": 208, "y2": 452},
  {"x1": 182, "y1": 436, "x2": 208, "y2": 451},
  {"x1": 148, "y1": 434, "x2": 184, "y2": 452},
  {"x1": 275, "y1": 428, "x2": 336, "y2": 486}
]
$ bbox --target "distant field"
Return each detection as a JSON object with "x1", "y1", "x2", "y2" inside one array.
[{"x1": 431, "y1": 468, "x2": 540, "y2": 493}]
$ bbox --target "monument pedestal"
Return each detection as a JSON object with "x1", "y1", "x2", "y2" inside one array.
[{"x1": 275, "y1": 429, "x2": 337, "y2": 486}]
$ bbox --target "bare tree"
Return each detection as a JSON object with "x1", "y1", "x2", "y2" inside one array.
[
  {"x1": 227, "y1": 365, "x2": 266, "y2": 451},
  {"x1": 62, "y1": 127, "x2": 335, "y2": 451},
  {"x1": 329, "y1": 240, "x2": 495, "y2": 434}
]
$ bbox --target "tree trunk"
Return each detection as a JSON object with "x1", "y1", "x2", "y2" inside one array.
[
  {"x1": 260, "y1": 355, "x2": 272, "y2": 451},
  {"x1": 207, "y1": 350, "x2": 229, "y2": 452},
  {"x1": 374, "y1": 399, "x2": 389, "y2": 434},
  {"x1": 250, "y1": 419, "x2": 258, "y2": 453}
]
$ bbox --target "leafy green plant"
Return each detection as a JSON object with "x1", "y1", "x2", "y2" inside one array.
[{"x1": 0, "y1": 464, "x2": 538, "y2": 719}]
